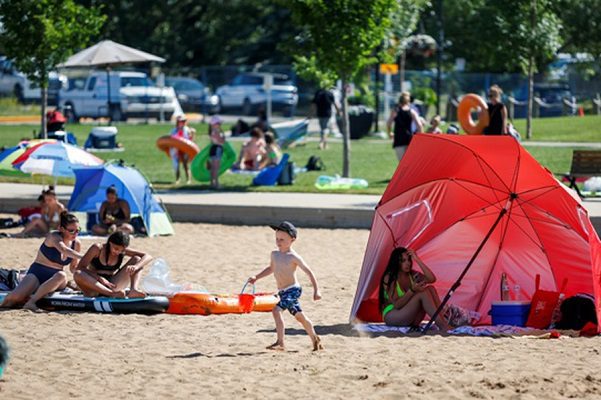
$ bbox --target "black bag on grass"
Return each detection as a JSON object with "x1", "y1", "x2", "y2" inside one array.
[
  {"x1": 278, "y1": 161, "x2": 295, "y2": 185},
  {"x1": 305, "y1": 155, "x2": 325, "y2": 171}
]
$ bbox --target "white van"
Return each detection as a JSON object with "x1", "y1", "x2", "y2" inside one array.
[{"x1": 59, "y1": 71, "x2": 177, "y2": 122}]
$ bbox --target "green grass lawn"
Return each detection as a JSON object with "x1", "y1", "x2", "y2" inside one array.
[
  {"x1": 0, "y1": 98, "x2": 42, "y2": 116},
  {"x1": 0, "y1": 115, "x2": 598, "y2": 194}
]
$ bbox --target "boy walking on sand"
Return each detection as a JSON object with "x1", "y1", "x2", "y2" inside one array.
[{"x1": 248, "y1": 221, "x2": 323, "y2": 351}]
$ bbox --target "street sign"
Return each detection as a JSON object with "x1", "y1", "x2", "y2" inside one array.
[{"x1": 380, "y1": 63, "x2": 399, "y2": 75}]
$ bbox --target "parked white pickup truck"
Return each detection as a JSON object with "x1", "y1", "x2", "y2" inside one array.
[
  {"x1": 58, "y1": 71, "x2": 177, "y2": 122},
  {"x1": 0, "y1": 56, "x2": 66, "y2": 105}
]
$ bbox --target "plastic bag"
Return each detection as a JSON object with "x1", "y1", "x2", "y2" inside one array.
[
  {"x1": 583, "y1": 176, "x2": 601, "y2": 193},
  {"x1": 141, "y1": 258, "x2": 201, "y2": 295}
]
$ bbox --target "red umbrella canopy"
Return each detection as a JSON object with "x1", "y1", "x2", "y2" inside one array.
[{"x1": 351, "y1": 134, "x2": 601, "y2": 325}]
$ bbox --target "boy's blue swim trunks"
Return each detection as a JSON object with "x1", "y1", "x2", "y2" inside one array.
[{"x1": 276, "y1": 285, "x2": 302, "y2": 315}]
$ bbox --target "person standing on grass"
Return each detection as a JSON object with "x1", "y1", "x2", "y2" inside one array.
[
  {"x1": 248, "y1": 221, "x2": 323, "y2": 351},
  {"x1": 387, "y1": 92, "x2": 423, "y2": 162},
  {"x1": 207, "y1": 115, "x2": 226, "y2": 189},
  {"x1": 170, "y1": 114, "x2": 194, "y2": 184},
  {"x1": 312, "y1": 87, "x2": 340, "y2": 150},
  {"x1": 483, "y1": 85, "x2": 508, "y2": 135}
]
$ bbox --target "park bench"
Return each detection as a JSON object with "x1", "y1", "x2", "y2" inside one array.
[{"x1": 563, "y1": 150, "x2": 601, "y2": 198}]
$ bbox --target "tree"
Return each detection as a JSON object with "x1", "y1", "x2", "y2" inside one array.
[
  {"x1": 556, "y1": 0, "x2": 601, "y2": 69},
  {"x1": 420, "y1": 0, "x2": 561, "y2": 138},
  {"x1": 287, "y1": 0, "x2": 395, "y2": 177},
  {"x1": 384, "y1": 0, "x2": 429, "y2": 92},
  {"x1": 493, "y1": 0, "x2": 561, "y2": 139},
  {"x1": 76, "y1": 0, "x2": 300, "y2": 68},
  {"x1": 0, "y1": 0, "x2": 105, "y2": 137}
]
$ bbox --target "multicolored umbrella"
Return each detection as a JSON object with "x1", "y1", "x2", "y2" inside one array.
[
  {"x1": 12, "y1": 141, "x2": 103, "y2": 178},
  {"x1": 0, "y1": 139, "x2": 54, "y2": 176},
  {"x1": 0, "y1": 145, "x2": 28, "y2": 176}
]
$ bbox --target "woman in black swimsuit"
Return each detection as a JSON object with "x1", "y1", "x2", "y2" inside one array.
[
  {"x1": 73, "y1": 231, "x2": 151, "y2": 298},
  {"x1": 92, "y1": 186, "x2": 134, "y2": 236},
  {"x1": 1, "y1": 212, "x2": 82, "y2": 310}
]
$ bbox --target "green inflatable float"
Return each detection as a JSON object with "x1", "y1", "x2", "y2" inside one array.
[{"x1": 191, "y1": 142, "x2": 237, "y2": 182}]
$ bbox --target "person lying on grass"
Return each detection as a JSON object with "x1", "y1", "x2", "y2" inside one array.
[{"x1": 73, "y1": 231, "x2": 151, "y2": 298}]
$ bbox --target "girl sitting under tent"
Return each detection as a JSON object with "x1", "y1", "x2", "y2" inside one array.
[
  {"x1": 379, "y1": 247, "x2": 450, "y2": 331},
  {"x1": 92, "y1": 186, "x2": 134, "y2": 236},
  {"x1": 73, "y1": 231, "x2": 152, "y2": 298}
]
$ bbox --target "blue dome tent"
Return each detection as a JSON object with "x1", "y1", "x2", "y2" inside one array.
[{"x1": 68, "y1": 162, "x2": 174, "y2": 236}]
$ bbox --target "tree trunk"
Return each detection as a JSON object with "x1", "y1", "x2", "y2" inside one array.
[
  {"x1": 526, "y1": 56, "x2": 534, "y2": 140},
  {"x1": 41, "y1": 85, "x2": 48, "y2": 139},
  {"x1": 374, "y1": 63, "x2": 380, "y2": 132},
  {"x1": 341, "y1": 78, "x2": 351, "y2": 177},
  {"x1": 526, "y1": 0, "x2": 536, "y2": 140}
]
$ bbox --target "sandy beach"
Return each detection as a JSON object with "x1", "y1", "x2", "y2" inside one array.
[{"x1": 1, "y1": 221, "x2": 601, "y2": 399}]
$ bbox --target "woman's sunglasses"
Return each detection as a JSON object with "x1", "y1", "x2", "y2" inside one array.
[{"x1": 64, "y1": 227, "x2": 81, "y2": 234}]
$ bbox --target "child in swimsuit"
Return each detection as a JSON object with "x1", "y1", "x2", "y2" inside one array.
[
  {"x1": 170, "y1": 114, "x2": 194, "y2": 184},
  {"x1": 1, "y1": 212, "x2": 82, "y2": 311},
  {"x1": 248, "y1": 221, "x2": 323, "y2": 351},
  {"x1": 73, "y1": 231, "x2": 152, "y2": 298},
  {"x1": 207, "y1": 115, "x2": 226, "y2": 189},
  {"x1": 378, "y1": 247, "x2": 449, "y2": 331}
]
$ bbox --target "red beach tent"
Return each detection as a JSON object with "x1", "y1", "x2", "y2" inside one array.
[{"x1": 350, "y1": 134, "x2": 601, "y2": 329}]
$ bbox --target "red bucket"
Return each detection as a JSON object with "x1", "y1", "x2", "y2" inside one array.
[{"x1": 238, "y1": 282, "x2": 256, "y2": 313}]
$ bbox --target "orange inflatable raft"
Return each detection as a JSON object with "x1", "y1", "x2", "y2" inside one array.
[
  {"x1": 457, "y1": 93, "x2": 490, "y2": 135},
  {"x1": 156, "y1": 135, "x2": 200, "y2": 159},
  {"x1": 167, "y1": 292, "x2": 279, "y2": 315}
]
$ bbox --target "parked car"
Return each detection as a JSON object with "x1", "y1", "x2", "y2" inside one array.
[
  {"x1": 165, "y1": 76, "x2": 219, "y2": 114},
  {"x1": 512, "y1": 83, "x2": 573, "y2": 118},
  {"x1": 216, "y1": 72, "x2": 298, "y2": 116},
  {"x1": 58, "y1": 71, "x2": 176, "y2": 122},
  {"x1": 0, "y1": 56, "x2": 66, "y2": 105}
]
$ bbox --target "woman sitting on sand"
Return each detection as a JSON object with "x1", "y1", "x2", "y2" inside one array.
[
  {"x1": 1, "y1": 212, "x2": 82, "y2": 311},
  {"x1": 379, "y1": 247, "x2": 449, "y2": 331},
  {"x1": 73, "y1": 231, "x2": 151, "y2": 298},
  {"x1": 15, "y1": 187, "x2": 66, "y2": 237},
  {"x1": 92, "y1": 186, "x2": 134, "y2": 236}
]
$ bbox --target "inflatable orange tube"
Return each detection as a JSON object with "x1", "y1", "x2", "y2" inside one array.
[
  {"x1": 167, "y1": 292, "x2": 278, "y2": 315},
  {"x1": 457, "y1": 94, "x2": 490, "y2": 135},
  {"x1": 156, "y1": 135, "x2": 200, "y2": 159}
]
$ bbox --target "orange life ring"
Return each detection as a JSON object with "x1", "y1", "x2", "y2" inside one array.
[
  {"x1": 156, "y1": 135, "x2": 200, "y2": 159},
  {"x1": 457, "y1": 94, "x2": 490, "y2": 135},
  {"x1": 167, "y1": 292, "x2": 278, "y2": 315}
]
